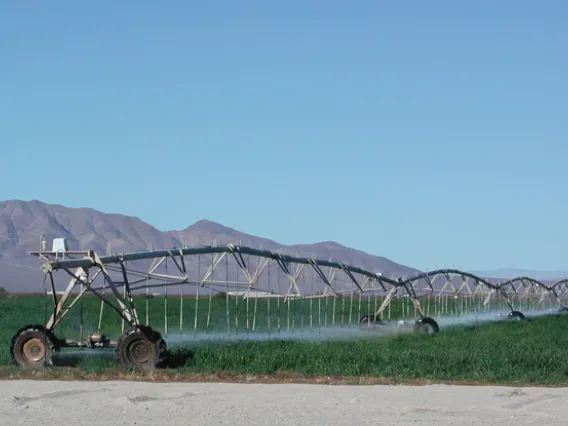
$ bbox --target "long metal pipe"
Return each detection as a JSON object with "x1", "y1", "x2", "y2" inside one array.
[
  {"x1": 32, "y1": 243, "x2": 562, "y2": 292},
  {"x1": 38, "y1": 244, "x2": 386, "y2": 280}
]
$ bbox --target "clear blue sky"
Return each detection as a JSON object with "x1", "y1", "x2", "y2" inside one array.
[{"x1": 1, "y1": 1, "x2": 567, "y2": 271}]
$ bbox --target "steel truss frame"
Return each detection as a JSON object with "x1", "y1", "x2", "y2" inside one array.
[
  {"x1": 10, "y1": 243, "x2": 568, "y2": 370},
  {"x1": 31, "y1": 243, "x2": 568, "y2": 329}
]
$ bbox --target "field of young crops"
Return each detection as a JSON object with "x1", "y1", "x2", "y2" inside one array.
[{"x1": 1, "y1": 293, "x2": 567, "y2": 385}]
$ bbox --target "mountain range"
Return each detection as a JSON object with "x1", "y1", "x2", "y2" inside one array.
[
  {"x1": 0, "y1": 199, "x2": 421, "y2": 293},
  {"x1": 2, "y1": 200, "x2": 566, "y2": 294}
]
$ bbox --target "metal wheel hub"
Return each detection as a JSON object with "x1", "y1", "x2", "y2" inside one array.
[
  {"x1": 22, "y1": 338, "x2": 46, "y2": 362},
  {"x1": 127, "y1": 338, "x2": 153, "y2": 364}
]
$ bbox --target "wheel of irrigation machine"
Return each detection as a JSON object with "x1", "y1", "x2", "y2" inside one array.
[
  {"x1": 359, "y1": 314, "x2": 381, "y2": 324},
  {"x1": 10, "y1": 324, "x2": 59, "y2": 369},
  {"x1": 116, "y1": 325, "x2": 167, "y2": 371},
  {"x1": 413, "y1": 317, "x2": 439, "y2": 334},
  {"x1": 507, "y1": 310, "x2": 526, "y2": 321},
  {"x1": 558, "y1": 307, "x2": 568, "y2": 314}
]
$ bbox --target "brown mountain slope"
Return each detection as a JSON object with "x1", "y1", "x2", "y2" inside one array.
[{"x1": 0, "y1": 199, "x2": 420, "y2": 292}]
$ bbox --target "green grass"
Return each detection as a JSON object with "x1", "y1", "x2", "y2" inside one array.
[{"x1": 1, "y1": 293, "x2": 567, "y2": 385}]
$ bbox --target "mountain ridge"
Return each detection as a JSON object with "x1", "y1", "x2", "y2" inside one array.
[{"x1": 0, "y1": 199, "x2": 421, "y2": 292}]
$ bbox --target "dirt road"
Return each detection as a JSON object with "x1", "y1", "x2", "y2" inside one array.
[{"x1": 1, "y1": 380, "x2": 567, "y2": 425}]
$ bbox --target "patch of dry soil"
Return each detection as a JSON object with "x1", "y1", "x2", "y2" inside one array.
[{"x1": 2, "y1": 380, "x2": 568, "y2": 425}]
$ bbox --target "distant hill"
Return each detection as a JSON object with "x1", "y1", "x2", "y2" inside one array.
[{"x1": 0, "y1": 199, "x2": 421, "y2": 292}]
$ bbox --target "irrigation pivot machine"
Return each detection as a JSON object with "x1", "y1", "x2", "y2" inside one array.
[{"x1": 10, "y1": 237, "x2": 568, "y2": 371}]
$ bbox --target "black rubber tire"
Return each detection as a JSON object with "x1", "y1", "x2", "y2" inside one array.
[
  {"x1": 359, "y1": 314, "x2": 380, "y2": 324},
  {"x1": 413, "y1": 317, "x2": 439, "y2": 334},
  {"x1": 10, "y1": 325, "x2": 58, "y2": 369},
  {"x1": 558, "y1": 307, "x2": 568, "y2": 314},
  {"x1": 156, "y1": 337, "x2": 167, "y2": 368},
  {"x1": 508, "y1": 311, "x2": 525, "y2": 321},
  {"x1": 116, "y1": 325, "x2": 166, "y2": 371}
]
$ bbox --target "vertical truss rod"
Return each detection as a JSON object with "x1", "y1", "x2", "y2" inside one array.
[
  {"x1": 308, "y1": 258, "x2": 338, "y2": 297},
  {"x1": 373, "y1": 286, "x2": 398, "y2": 320},
  {"x1": 397, "y1": 278, "x2": 426, "y2": 318},
  {"x1": 200, "y1": 252, "x2": 227, "y2": 286},
  {"x1": 119, "y1": 258, "x2": 140, "y2": 326},
  {"x1": 340, "y1": 265, "x2": 363, "y2": 292},
  {"x1": 48, "y1": 267, "x2": 132, "y2": 329},
  {"x1": 45, "y1": 267, "x2": 88, "y2": 329},
  {"x1": 92, "y1": 253, "x2": 136, "y2": 324},
  {"x1": 230, "y1": 250, "x2": 270, "y2": 293},
  {"x1": 275, "y1": 257, "x2": 304, "y2": 301}
]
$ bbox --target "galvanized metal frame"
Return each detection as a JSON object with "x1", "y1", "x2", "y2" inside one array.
[{"x1": 16, "y1": 240, "x2": 566, "y2": 356}]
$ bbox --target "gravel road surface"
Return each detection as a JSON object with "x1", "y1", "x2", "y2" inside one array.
[{"x1": 1, "y1": 380, "x2": 567, "y2": 425}]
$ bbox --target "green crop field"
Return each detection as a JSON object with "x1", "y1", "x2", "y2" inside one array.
[{"x1": 1, "y1": 293, "x2": 567, "y2": 385}]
